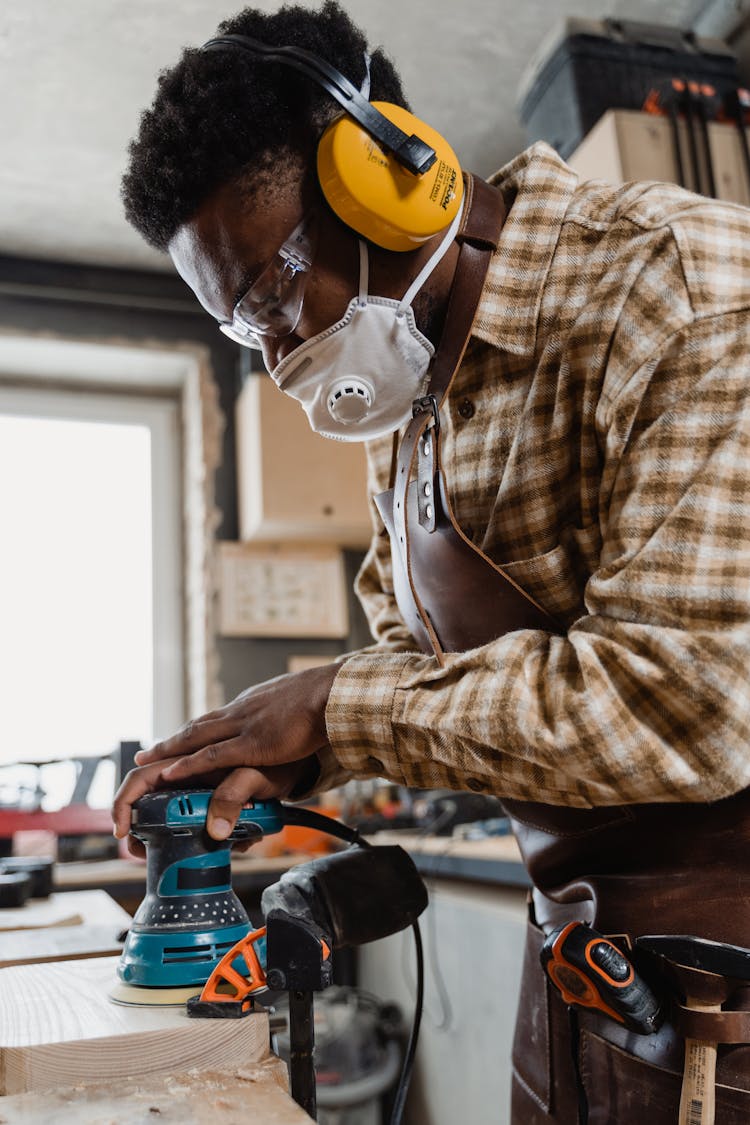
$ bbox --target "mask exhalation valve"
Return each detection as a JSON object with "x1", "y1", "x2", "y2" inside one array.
[{"x1": 327, "y1": 378, "x2": 373, "y2": 424}]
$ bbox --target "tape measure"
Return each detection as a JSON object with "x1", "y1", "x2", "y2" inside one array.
[{"x1": 540, "y1": 921, "x2": 664, "y2": 1035}]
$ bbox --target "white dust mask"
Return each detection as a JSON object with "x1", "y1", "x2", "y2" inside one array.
[{"x1": 269, "y1": 200, "x2": 464, "y2": 442}]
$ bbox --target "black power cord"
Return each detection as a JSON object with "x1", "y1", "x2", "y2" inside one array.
[
  {"x1": 389, "y1": 920, "x2": 424, "y2": 1125},
  {"x1": 281, "y1": 803, "x2": 373, "y2": 849}
]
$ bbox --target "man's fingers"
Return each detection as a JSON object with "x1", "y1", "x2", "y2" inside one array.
[
  {"x1": 207, "y1": 769, "x2": 258, "y2": 840},
  {"x1": 111, "y1": 761, "x2": 175, "y2": 839},
  {"x1": 207, "y1": 765, "x2": 304, "y2": 840},
  {"x1": 126, "y1": 834, "x2": 147, "y2": 860},
  {"x1": 134, "y1": 716, "x2": 241, "y2": 765},
  {"x1": 160, "y1": 736, "x2": 267, "y2": 782}
]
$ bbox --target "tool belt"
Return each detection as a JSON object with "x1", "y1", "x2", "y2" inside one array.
[
  {"x1": 509, "y1": 797, "x2": 750, "y2": 1123},
  {"x1": 514, "y1": 914, "x2": 750, "y2": 1125},
  {"x1": 530, "y1": 878, "x2": 750, "y2": 1045}
]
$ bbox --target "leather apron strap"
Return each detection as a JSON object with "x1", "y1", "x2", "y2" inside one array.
[{"x1": 375, "y1": 173, "x2": 561, "y2": 663}]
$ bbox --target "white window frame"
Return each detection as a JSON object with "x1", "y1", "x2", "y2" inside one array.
[
  {"x1": 0, "y1": 330, "x2": 226, "y2": 730},
  {"x1": 0, "y1": 383, "x2": 184, "y2": 742}
]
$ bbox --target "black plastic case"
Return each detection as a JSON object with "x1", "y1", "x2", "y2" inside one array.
[{"x1": 518, "y1": 17, "x2": 738, "y2": 158}]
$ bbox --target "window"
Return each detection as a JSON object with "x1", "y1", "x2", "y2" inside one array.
[{"x1": 0, "y1": 386, "x2": 184, "y2": 771}]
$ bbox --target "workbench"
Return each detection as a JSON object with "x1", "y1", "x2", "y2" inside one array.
[
  {"x1": 0, "y1": 888, "x2": 311, "y2": 1122},
  {"x1": 53, "y1": 833, "x2": 528, "y2": 904},
  {"x1": 0, "y1": 1061, "x2": 312, "y2": 1124},
  {"x1": 369, "y1": 829, "x2": 529, "y2": 887}
]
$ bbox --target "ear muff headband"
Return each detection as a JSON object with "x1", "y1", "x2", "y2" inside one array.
[
  {"x1": 202, "y1": 33, "x2": 463, "y2": 252},
  {"x1": 204, "y1": 34, "x2": 436, "y2": 176}
]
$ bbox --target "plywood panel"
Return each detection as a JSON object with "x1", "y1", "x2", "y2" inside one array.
[
  {"x1": 217, "y1": 541, "x2": 349, "y2": 638},
  {"x1": 0, "y1": 923, "x2": 128, "y2": 968},
  {"x1": 0, "y1": 889, "x2": 130, "y2": 932},
  {"x1": 0, "y1": 957, "x2": 270, "y2": 1095},
  {"x1": 236, "y1": 375, "x2": 371, "y2": 547},
  {"x1": 0, "y1": 1059, "x2": 312, "y2": 1124}
]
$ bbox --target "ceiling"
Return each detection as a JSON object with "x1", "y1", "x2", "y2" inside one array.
[{"x1": 1, "y1": 0, "x2": 747, "y2": 273}]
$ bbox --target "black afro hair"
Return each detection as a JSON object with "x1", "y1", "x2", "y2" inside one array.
[{"x1": 121, "y1": 2, "x2": 410, "y2": 250}]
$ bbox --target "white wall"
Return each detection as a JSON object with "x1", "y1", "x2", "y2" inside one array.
[{"x1": 358, "y1": 880, "x2": 527, "y2": 1125}]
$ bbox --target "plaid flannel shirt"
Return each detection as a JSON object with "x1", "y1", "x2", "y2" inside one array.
[{"x1": 313, "y1": 142, "x2": 750, "y2": 808}]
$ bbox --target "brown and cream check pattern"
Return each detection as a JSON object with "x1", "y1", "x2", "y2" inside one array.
[{"x1": 316, "y1": 142, "x2": 750, "y2": 808}]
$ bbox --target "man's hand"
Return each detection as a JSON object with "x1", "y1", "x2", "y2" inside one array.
[{"x1": 111, "y1": 663, "x2": 339, "y2": 846}]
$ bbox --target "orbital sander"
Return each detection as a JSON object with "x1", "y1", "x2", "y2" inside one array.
[
  {"x1": 109, "y1": 788, "x2": 402, "y2": 1006},
  {"x1": 110, "y1": 790, "x2": 284, "y2": 1005}
]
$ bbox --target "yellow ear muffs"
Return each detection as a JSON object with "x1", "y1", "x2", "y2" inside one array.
[
  {"x1": 317, "y1": 102, "x2": 464, "y2": 252},
  {"x1": 200, "y1": 35, "x2": 463, "y2": 250}
]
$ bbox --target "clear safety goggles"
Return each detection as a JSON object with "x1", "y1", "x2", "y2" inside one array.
[{"x1": 219, "y1": 215, "x2": 316, "y2": 350}]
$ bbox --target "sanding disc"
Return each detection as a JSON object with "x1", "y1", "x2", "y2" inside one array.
[{"x1": 108, "y1": 980, "x2": 202, "y2": 1007}]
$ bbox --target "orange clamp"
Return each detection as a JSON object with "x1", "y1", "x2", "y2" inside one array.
[{"x1": 199, "y1": 926, "x2": 268, "y2": 1010}]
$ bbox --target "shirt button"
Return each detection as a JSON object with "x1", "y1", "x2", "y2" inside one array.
[
  {"x1": 457, "y1": 398, "x2": 475, "y2": 420},
  {"x1": 367, "y1": 756, "x2": 385, "y2": 774},
  {"x1": 466, "y1": 777, "x2": 485, "y2": 792}
]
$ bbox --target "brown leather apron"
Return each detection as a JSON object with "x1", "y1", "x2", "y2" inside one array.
[{"x1": 375, "y1": 176, "x2": 750, "y2": 1122}]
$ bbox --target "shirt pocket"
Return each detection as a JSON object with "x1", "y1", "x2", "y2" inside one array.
[{"x1": 498, "y1": 524, "x2": 601, "y2": 630}]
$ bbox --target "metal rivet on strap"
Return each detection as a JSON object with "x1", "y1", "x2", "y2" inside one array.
[
  {"x1": 425, "y1": 504, "x2": 433, "y2": 520},
  {"x1": 423, "y1": 482, "x2": 432, "y2": 497}
]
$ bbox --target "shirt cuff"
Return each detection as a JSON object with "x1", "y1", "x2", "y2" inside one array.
[
  {"x1": 325, "y1": 651, "x2": 416, "y2": 784},
  {"x1": 288, "y1": 744, "x2": 353, "y2": 802}
]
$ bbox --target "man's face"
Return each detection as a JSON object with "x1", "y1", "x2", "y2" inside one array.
[{"x1": 168, "y1": 180, "x2": 358, "y2": 372}]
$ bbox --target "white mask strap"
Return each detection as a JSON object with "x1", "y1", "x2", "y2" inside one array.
[
  {"x1": 358, "y1": 240, "x2": 369, "y2": 303},
  {"x1": 356, "y1": 189, "x2": 464, "y2": 309},
  {"x1": 349, "y1": 54, "x2": 374, "y2": 303},
  {"x1": 399, "y1": 194, "x2": 465, "y2": 312}
]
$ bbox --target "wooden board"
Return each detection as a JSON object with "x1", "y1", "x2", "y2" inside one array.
[
  {"x1": 0, "y1": 1059, "x2": 312, "y2": 1123},
  {"x1": 0, "y1": 957, "x2": 270, "y2": 1095},
  {"x1": 236, "y1": 374, "x2": 370, "y2": 547},
  {"x1": 0, "y1": 889, "x2": 131, "y2": 932},
  {"x1": 0, "y1": 923, "x2": 127, "y2": 968}
]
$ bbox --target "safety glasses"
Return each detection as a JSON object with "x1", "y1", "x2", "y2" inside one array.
[{"x1": 219, "y1": 214, "x2": 316, "y2": 350}]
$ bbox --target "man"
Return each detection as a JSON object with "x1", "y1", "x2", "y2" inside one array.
[{"x1": 113, "y1": 3, "x2": 750, "y2": 1120}]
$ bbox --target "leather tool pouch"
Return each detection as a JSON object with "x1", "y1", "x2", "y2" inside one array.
[{"x1": 512, "y1": 919, "x2": 750, "y2": 1124}]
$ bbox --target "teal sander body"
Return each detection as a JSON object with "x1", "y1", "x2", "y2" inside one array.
[{"x1": 118, "y1": 790, "x2": 283, "y2": 988}]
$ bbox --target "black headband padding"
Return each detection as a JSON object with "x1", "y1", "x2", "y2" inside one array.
[{"x1": 202, "y1": 34, "x2": 436, "y2": 176}]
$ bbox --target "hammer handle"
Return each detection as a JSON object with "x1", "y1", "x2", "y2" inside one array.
[{"x1": 678, "y1": 1001, "x2": 718, "y2": 1125}]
